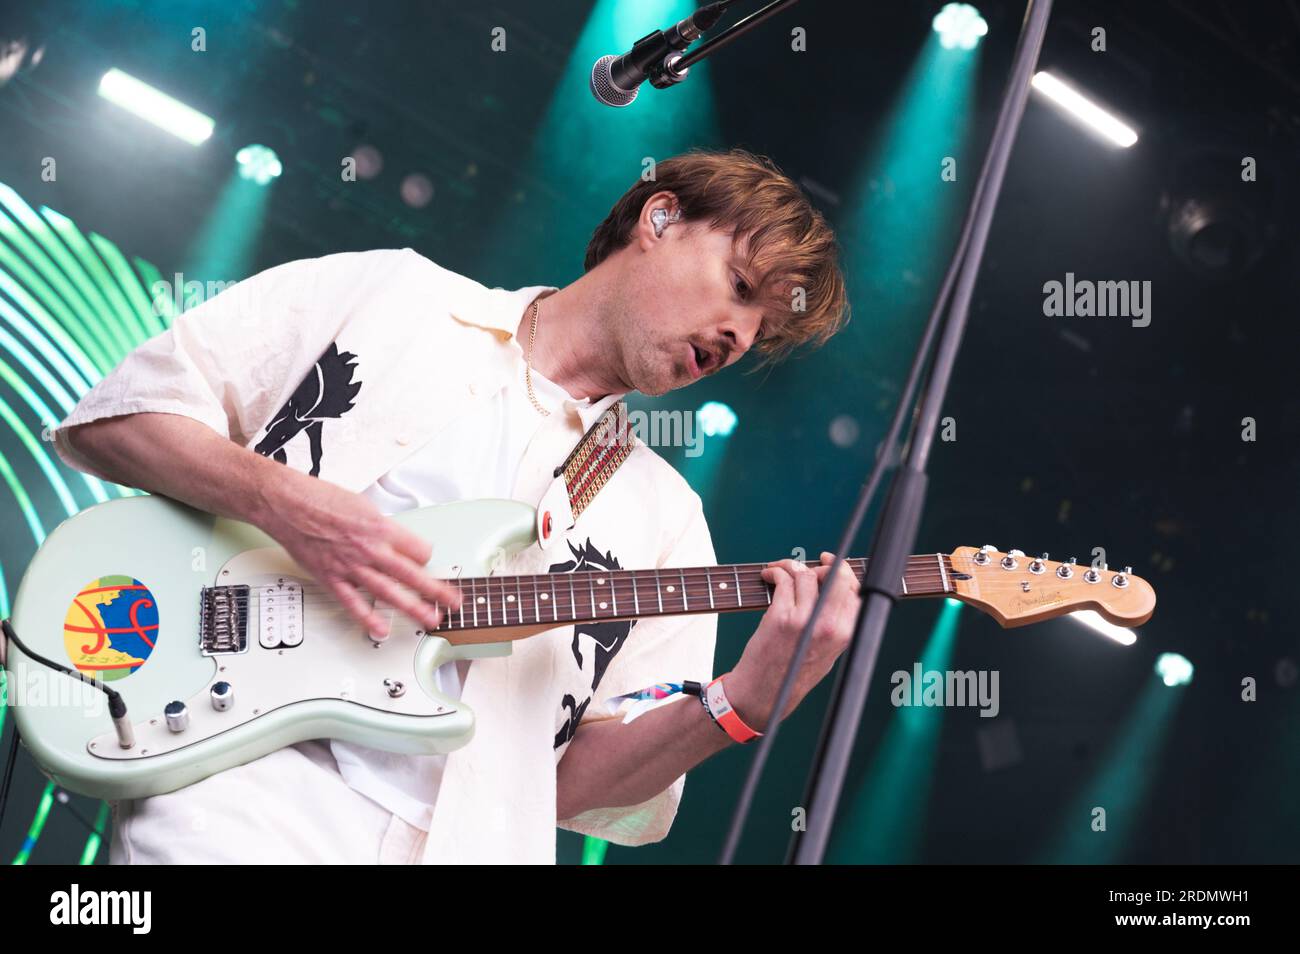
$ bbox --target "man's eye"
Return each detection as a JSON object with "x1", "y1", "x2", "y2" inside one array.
[{"x1": 733, "y1": 273, "x2": 750, "y2": 299}]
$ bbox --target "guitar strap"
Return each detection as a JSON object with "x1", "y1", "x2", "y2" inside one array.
[{"x1": 534, "y1": 401, "x2": 637, "y2": 551}]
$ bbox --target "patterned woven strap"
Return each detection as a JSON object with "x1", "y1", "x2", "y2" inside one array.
[{"x1": 552, "y1": 401, "x2": 637, "y2": 521}]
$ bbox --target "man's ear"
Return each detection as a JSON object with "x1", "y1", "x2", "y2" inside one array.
[{"x1": 636, "y1": 191, "x2": 682, "y2": 249}]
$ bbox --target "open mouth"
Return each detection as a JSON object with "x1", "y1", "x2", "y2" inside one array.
[{"x1": 689, "y1": 342, "x2": 717, "y2": 377}]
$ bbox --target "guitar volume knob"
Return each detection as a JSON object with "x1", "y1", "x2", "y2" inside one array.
[
  {"x1": 210, "y1": 681, "x2": 234, "y2": 711},
  {"x1": 164, "y1": 700, "x2": 190, "y2": 733}
]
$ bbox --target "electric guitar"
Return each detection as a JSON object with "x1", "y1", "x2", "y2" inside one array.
[{"x1": 2, "y1": 494, "x2": 1156, "y2": 801}]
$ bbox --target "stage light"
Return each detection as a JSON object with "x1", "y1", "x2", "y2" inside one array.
[
  {"x1": 932, "y1": 3, "x2": 988, "y2": 50},
  {"x1": 1030, "y1": 71, "x2": 1138, "y2": 148},
  {"x1": 236, "y1": 145, "x2": 282, "y2": 185},
  {"x1": 1069, "y1": 610, "x2": 1137, "y2": 646},
  {"x1": 1155, "y1": 652, "x2": 1194, "y2": 687},
  {"x1": 696, "y1": 401, "x2": 737, "y2": 437},
  {"x1": 97, "y1": 68, "x2": 214, "y2": 145}
]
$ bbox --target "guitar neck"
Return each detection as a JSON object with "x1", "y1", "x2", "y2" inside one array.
[{"x1": 431, "y1": 554, "x2": 962, "y2": 636}]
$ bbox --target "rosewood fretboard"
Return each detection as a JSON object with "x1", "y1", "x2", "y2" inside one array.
[{"x1": 429, "y1": 554, "x2": 964, "y2": 634}]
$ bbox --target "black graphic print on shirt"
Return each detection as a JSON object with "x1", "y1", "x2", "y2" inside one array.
[
  {"x1": 254, "y1": 342, "x2": 361, "y2": 477},
  {"x1": 551, "y1": 537, "x2": 637, "y2": 749}
]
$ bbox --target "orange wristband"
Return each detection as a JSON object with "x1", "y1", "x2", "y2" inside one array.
[{"x1": 702, "y1": 675, "x2": 764, "y2": 744}]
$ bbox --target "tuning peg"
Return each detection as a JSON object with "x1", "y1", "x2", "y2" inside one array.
[
  {"x1": 1040, "y1": 552, "x2": 1049, "y2": 561},
  {"x1": 1008, "y1": 549, "x2": 1025, "y2": 557},
  {"x1": 1067, "y1": 556, "x2": 1078, "y2": 564},
  {"x1": 1112, "y1": 566, "x2": 1132, "y2": 589},
  {"x1": 981, "y1": 544, "x2": 997, "y2": 552},
  {"x1": 1028, "y1": 555, "x2": 1047, "y2": 574}
]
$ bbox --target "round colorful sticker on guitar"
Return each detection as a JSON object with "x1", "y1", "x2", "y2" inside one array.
[{"x1": 63, "y1": 576, "x2": 159, "y2": 680}]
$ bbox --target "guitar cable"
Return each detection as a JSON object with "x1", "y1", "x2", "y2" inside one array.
[{"x1": 0, "y1": 618, "x2": 135, "y2": 829}]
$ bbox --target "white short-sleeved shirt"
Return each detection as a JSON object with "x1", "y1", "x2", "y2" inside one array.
[
  {"x1": 53, "y1": 248, "x2": 719, "y2": 864},
  {"x1": 335, "y1": 364, "x2": 591, "y2": 832}
]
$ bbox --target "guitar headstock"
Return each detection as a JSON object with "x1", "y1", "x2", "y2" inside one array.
[{"x1": 946, "y1": 546, "x2": 1156, "y2": 629}]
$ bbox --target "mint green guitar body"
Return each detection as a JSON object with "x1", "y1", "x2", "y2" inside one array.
[{"x1": 7, "y1": 494, "x2": 536, "y2": 801}]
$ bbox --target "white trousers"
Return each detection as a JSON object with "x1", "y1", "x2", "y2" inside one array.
[{"x1": 108, "y1": 740, "x2": 428, "y2": 864}]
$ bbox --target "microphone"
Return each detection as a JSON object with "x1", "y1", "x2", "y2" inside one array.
[{"x1": 589, "y1": 2, "x2": 730, "y2": 107}]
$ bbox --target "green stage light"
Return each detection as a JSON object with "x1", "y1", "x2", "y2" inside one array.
[
  {"x1": 1155, "y1": 652, "x2": 1194, "y2": 687},
  {"x1": 932, "y1": 3, "x2": 988, "y2": 50},
  {"x1": 236, "y1": 145, "x2": 282, "y2": 185},
  {"x1": 97, "y1": 68, "x2": 214, "y2": 145},
  {"x1": 697, "y1": 400, "x2": 737, "y2": 437}
]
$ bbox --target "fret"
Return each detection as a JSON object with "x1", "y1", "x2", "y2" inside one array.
[
  {"x1": 499, "y1": 578, "x2": 509, "y2": 624},
  {"x1": 515, "y1": 575, "x2": 523, "y2": 624},
  {"x1": 610, "y1": 573, "x2": 618, "y2": 617},
  {"x1": 706, "y1": 567, "x2": 715, "y2": 610},
  {"x1": 764, "y1": 569, "x2": 772, "y2": 605},
  {"x1": 587, "y1": 573, "x2": 597, "y2": 619},
  {"x1": 532, "y1": 576, "x2": 539, "y2": 624},
  {"x1": 901, "y1": 573, "x2": 909, "y2": 595},
  {"x1": 937, "y1": 553, "x2": 949, "y2": 593},
  {"x1": 679, "y1": 568, "x2": 689, "y2": 611},
  {"x1": 549, "y1": 577, "x2": 558, "y2": 622},
  {"x1": 457, "y1": 581, "x2": 466, "y2": 630},
  {"x1": 656, "y1": 570, "x2": 664, "y2": 614},
  {"x1": 732, "y1": 565, "x2": 742, "y2": 608},
  {"x1": 568, "y1": 575, "x2": 577, "y2": 624},
  {"x1": 631, "y1": 571, "x2": 640, "y2": 615},
  {"x1": 472, "y1": 578, "x2": 480, "y2": 628}
]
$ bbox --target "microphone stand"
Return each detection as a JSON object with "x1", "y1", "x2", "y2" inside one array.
[
  {"x1": 649, "y1": 0, "x2": 802, "y2": 88},
  {"x1": 784, "y1": 0, "x2": 1056, "y2": 865}
]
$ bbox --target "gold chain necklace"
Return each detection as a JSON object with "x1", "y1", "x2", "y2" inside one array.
[{"x1": 525, "y1": 298, "x2": 550, "y2": 417}]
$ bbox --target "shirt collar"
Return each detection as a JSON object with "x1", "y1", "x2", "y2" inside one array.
[{"x1": 451, "y1": 281, "x2": 629, "y2": 429}]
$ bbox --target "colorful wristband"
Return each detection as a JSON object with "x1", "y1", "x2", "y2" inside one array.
[{"x1": 701, "y1": 675, "x2": 764, "y2": 744}]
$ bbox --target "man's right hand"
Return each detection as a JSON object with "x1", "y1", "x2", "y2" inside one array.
[{"x1": 259, "y1": 467, "x2": 462, "y2": 640}]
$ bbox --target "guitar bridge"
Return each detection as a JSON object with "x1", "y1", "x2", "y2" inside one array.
[{"x1": 199, "y1": 585, "x2": 250, "y2": 655}]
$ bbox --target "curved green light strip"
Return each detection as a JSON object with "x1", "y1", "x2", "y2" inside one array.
[
  {"x1": 10, "y1": 783, "x2": 56, "y2": 865},
  {"x1": 0, "y1": 188, "x2": 117, "y2": 373},
  {"x1": 0, "y1": 390, "x2": 78, "y2": 515},
  {"x1": 80, "y1": 801, "x2": 111, "y2": 864},
  {"x1": 0, "y1": 257, "x2": 101, "y2": 391},
  {"x1": 92, "y1": 234, "x2": 167, "y2": 338},
  {"x1": 44, "y1": 208, "x2": 149, "y2": 352},
  {"x1": 0, "y1": 188, "x2": 134, "y2": 364},
  {"x1": 0, "y1": 442, "x2": 44, "y2": 545},
  {"x1": 132, "y1": 258, "x2": 177, "y2": 325},
  {"x1": 1, "y1": 182, "x2": 168, "y2": 864}
]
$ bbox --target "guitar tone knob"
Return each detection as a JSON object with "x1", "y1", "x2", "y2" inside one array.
[
  {"x1": 164, "y1": 700, "x2": 190, "y2": 733},
  {"x1": 210, "y1": 681, "x2": 234, "y2": 711}
]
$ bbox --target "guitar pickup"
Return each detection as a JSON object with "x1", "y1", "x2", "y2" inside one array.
[{"x1": 257, "y1": 581, "x2": 303, "y2": 649}]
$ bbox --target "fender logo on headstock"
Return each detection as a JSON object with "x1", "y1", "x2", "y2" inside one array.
[{"x1": 1009, "y1": 588, "x2": 1069, "y2": 610}]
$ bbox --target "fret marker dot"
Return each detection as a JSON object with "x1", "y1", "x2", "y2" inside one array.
[
  {"x1": 597, "y1": 577, "x2": 606, "y2": 585},
  {"x1": 718, "y1": 582, "x2": 728, "y2": 589},
  {"x1": 599, "y1": 601, "x2": 608, "y2": 610},
  {"x1": 506, "y1": 595, "x2": 515, "y2": 602},
  {"x1": 540, "y1": 593, "x2": 549, "y2": 600},
  {"x1": 666, "y1": 585, "x2": 675, "y2": 593},
  {"x1": 477, "y1": 596, "x2": 486, "y2": 604}
]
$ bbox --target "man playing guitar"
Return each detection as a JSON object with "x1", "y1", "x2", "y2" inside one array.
[{"x1": 53, "y1": 148, "x2": 856, "y2": 864}]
